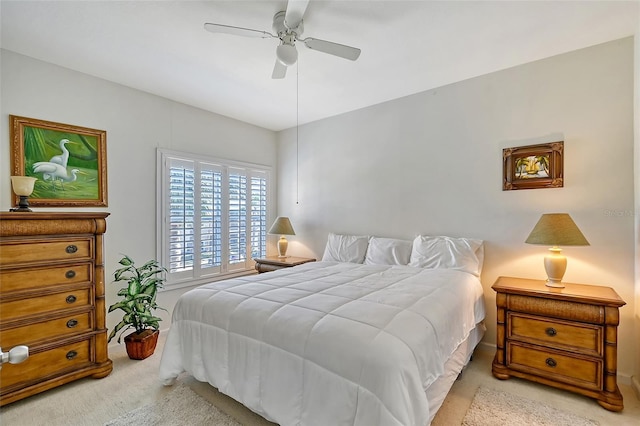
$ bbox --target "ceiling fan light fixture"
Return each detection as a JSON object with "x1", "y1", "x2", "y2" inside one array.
[
  {"x1": 205, "y1": 0, "x2": 360, "y2": 78},
  {"x1": 276, "y1": 43, "x2": 298, "y2": 66}
]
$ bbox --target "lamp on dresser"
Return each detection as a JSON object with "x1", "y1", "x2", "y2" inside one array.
[
  {"x1": 268, "y1": 217, "x2": 295, "y2": 258},
  {"x1": 525, "y1": 213, "x2": 589, "y2": 288},
  {"x1": 9, "y1": 176, "x2": 37, "y2": 212}
]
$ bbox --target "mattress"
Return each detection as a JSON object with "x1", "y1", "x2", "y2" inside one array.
[{"x1": 159, "y1": 261, "x2": 485, "y2": 426}]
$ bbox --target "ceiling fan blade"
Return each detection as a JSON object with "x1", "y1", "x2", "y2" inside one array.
[
  {"x1": 272, "y1": 60, "x2": 287, "y2": 79},
  {"x1": 284, "y1": 0, "x2": 310, "y2": 29},
  {"x1": 302, "y1": 38, "x2": 361, "y2": 61},
  {"x1": 204, "y1": 23, "x2": 275, "y2": 38}
]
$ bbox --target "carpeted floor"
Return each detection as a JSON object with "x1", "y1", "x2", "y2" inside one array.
[
  {"x1": 461, "y1": 386, "x2": 599, "y2": 425},
  {"x1": 105, "y1": 384, "x2": 241, "y2": 426},
  {"x1": 2, "y1": 332, "x2": 639, "y2": 425}
]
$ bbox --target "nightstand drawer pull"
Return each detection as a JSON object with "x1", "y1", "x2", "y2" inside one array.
[
  {"x1": 545, "y1": 357, "x2": 557, "y2": 368},
  {"x1": 65, "y1": 245, "x2": 78, "y2": 254},
  {"x1": 66, "y1": 319, "x2": 78, "y2": 328},
  {"x1": 545, "y1": 327, "x2": 557, "y2": 337},
  {"x1": 66, "y1": 350, "x2": 78, "y2": 360},
  {"x1": 66, "y1": 295, "x2": 77, "y2": 304},
  {"x1": 65, "y1": 270, "x2": 76, "y2": 279}
]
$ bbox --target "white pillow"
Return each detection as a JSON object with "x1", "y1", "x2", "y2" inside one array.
[
  {"x1": 408, "y1": 235, "x2": 484, "y2": 276},
  {"x1": 321, "y1": 233, "x2": 370, "y2": 263},
  {"x1": 364, "y1": 237, "x2": 412, "y2": 266}
]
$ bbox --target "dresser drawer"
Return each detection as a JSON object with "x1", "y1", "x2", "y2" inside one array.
[
  {"x1": 507, "y1": 342, "x2": 602, "y2": 391},
  {"x1": 508, "y1": 313, "x2": 602, "y2": 356},
  {"x1": 0, "y1": 263, "x2": 92, "y2": 293},
  {"x1": 0, "y1": 311, "x2": 92, "y2": 348},
  {"x1": 0, "y1": 339, "x2": 91, "y2": 391},
  {"x1": 0, "y1": 288, "x2": 91, "y2": 322},
  {"x1": 0, "y1": 238, "x2": 93, "y2": 265}
]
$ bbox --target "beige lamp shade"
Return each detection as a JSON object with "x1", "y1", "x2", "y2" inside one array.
[
  {"x1": 525, "y1": 213, "x2": 589, "y2": 288},
  {"x1": 268, "y1": 217, "x2": 295, "y2": 258},
  {"x1": 268, "y1": 217, "x2": 296, "y2": 236},
  {"x1": 525, "y1": 213, "x2": 589, "y2": 246}
]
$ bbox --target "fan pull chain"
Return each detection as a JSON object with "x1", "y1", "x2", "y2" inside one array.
[{"x1": 296, "y1": 61, "x2": 299, "y2": 205}]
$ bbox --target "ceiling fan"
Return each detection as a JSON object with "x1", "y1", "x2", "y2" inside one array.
[{"x1": 204, "y1": 0, "x2": 361, "y2": 79}]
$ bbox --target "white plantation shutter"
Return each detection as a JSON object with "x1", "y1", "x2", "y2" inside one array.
[
  {"x1": 200, "y1": 164, "x2": 223, "y2": 273},
  {"x1": 250, "y1": 173, "x2": 268, "y2": 259},
  {"x1": 228, "y1": 170, "x2": 247, "y2": 270},
  {"x1": 168, "y1": 159, "x2": 195, "y2": 280},
  {"x1": 158, "y1": 150, "x2": 271, "y2": 289}
]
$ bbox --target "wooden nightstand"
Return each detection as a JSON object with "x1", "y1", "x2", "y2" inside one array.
[
  {"x1": 253, "y1": 256, "x2": 316, "y2": 273},
  {"x1": 492, "y1": 276, "x2": 626, "y2": 411}
]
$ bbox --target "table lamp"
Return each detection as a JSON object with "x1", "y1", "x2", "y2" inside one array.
[
  {"x1": 268, "y1": 217, "x2": 295, "y2": 258},
  {"x1": 10, "y1": 176, "x2": 37, "y2": 212},
  {"x1": 525, "y1": 213, "x2": 589, "y2": 288}
]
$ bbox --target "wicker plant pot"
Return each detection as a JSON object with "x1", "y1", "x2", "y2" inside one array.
[{"x1": 124, "y1": 329, "x2": 159, "y2": 360}]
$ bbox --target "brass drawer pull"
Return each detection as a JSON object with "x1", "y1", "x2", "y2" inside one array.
[
  {"x1": 66, "y1": 350, "x2": 78, "y2": 360},
  {"x1": 545, "y1": 357, "x2": 557, "y2": 368},
  {"x1": 65, "y1": 245, "x2": 78, "y2": 254},
  {"x1": 66, "y1": 295, "x2": 77, "y2": 304},
  {"x1": 545, "y1": 327, "x2": 557, "y2": 337},
  {"x1": 66, "y1": 319, "x2": 78, "y2": 328},
  {"x1": 65, "y1": 270, "x2": 76, "y2": 279}
]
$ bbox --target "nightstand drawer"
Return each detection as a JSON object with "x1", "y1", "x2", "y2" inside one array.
[
  {"x1": 507, "y1": 342, "x2": 602, "y2": 391},
  {"x1": 508, "y1": 313, "x2": 602, "y2": 356}
]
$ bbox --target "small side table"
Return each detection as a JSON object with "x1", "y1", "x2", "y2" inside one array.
[
  {"x1": 492, "y1": 276, "x2": 626, "y2": 411},
  {"x1": 253, "y1": 256, "x2": 316, "y2": 273}
]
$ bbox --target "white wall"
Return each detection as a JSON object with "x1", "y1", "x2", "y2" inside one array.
[
  {"x1": 0, "y1": 50, "x2": 277, "y2": 339},
  {"x1": 634, "y1": 29, "x2": 640, "y2": 397},
  {"x1": 277, "y1": 38, "x2": 637, "y2": 380}
]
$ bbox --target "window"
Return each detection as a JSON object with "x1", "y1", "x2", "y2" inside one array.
[{"x1": 157, "y1": 149, "x2": 271, "y2": 289}]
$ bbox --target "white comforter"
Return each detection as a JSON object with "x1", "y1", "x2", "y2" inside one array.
[{"x1": 159, "y1": 262, "x2": 485, "y2": 426}]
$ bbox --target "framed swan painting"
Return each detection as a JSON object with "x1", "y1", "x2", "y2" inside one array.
[{"x1": 10, "y1": 115, "x2": 108, "y2": 207}]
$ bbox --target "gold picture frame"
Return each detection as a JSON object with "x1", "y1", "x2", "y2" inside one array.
[
  {"x1": 10, "y1": 115, "x2": 108, "y2": 207},
  {"x1": 503, "y1": 141, "x2": 563, "y2": 191}
]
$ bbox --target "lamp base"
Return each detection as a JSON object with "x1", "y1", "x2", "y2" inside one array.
[
  {"x1": 10, "y1": 196, "x2": 33, "y2": 212},
  {"x1": 545, "y1": 279, "x2": 565, "y2": 289},
  {"x1": 544, "y1": 246, "x2": 567, "y2": 288},
  {"x1": 277, "y1": 236, "x2": 289, "y2": 258}
]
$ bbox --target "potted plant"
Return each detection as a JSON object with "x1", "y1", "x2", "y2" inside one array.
[{"x1": 107, "y1": 255, "x2": 167, "y2": 360}]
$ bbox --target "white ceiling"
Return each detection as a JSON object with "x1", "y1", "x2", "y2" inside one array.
[{"x1": 1, "y1": 1, "x2": 638, "y2": 131}]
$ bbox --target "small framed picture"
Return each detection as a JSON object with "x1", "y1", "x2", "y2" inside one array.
[
  {"x1": 10, "y1": 115, "x2": 108, "y2": 207},
  {"x1": 503, "y1": 141, "x2": 563, "y2": 191}
]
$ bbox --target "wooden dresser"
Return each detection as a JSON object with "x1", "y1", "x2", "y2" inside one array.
[
  {"x1": 0, "y1": 212, "x2": 112, "y2": 406},
  {"x1": 492, "y1": 276, "x2": 626, "y2": 411}
]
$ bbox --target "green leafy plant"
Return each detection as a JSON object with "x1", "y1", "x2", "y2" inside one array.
[{"x1": 107, "y1": 255, "x2": 167, "y2": 344}]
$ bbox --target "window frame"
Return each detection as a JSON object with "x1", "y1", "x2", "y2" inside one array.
[{"x1": 157, "y1": 148, "x2": 273, "y2": 290}]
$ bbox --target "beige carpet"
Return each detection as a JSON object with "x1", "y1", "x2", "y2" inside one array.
[
  {"x1": 104, "y1": 382, "x2": 602, "y2": 426},
  {"x1": 104, "y1": 384, "x2": 241, "y2": 426},
  {"x1": 461, "y1": 386, "x2": 599, "y2": 426}
]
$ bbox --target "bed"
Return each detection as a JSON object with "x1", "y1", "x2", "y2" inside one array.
[{"x1": 159, "y1": 235, "x2": 486, "y2": 426}]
